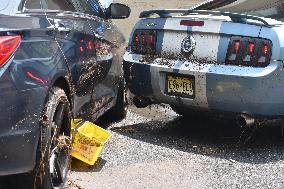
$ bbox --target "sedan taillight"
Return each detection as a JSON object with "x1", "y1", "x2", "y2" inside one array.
[
  {"x1": 0, "y1": 35, "x2": 21, "y2": 67},
  {"x1": 226, "y1": 36, "x2": 272, "y2": 67},
  {"x1": 132, "y1": 30, "x2": 157, "y2": 54}
]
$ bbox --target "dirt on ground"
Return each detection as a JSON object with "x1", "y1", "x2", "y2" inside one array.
[{"x1": 69, "y1": 1, "x2": 284, "y2": 189}]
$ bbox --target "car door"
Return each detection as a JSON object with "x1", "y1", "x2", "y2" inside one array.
[
  {"x1": 80, "y1": 0, "x2": 124, "y2": 116},
  {"x1": 43, "y1": 0, "x2": 99, "y2": 118}
]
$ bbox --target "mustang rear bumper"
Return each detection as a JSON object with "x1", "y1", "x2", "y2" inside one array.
[{"x1": 124, "y1": 52, "x2": 284, "y2": 117}]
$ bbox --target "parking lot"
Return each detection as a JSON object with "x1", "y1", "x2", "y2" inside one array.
[
  {"x1": 0, "y1": 0, "x2": 283, "y2": 189},
  {"x1": 67, "y1": 1, "x2": 284, "y2": 188},
  {"x1": 70, "y1": 105, "x2": 284, "y2": 189}
]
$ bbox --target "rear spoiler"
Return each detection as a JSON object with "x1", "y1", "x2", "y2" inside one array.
[
  {"x1": 139, "y1": 9, "x2": 280, "y2": 27},
  {"x1": 191, "y1": 0, "x2": 237, "y2": 10}
]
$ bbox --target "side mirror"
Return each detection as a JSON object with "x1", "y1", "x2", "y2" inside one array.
[{"x1": 107, "y1": 3, "x2": 131, "y2": 19}]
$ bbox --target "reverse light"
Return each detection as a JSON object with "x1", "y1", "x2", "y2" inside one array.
[
  {"x1": 258, "y1": 42, "x2": 271, "y2": 64},
  {"x1": 262, "y1": 43, "x2": 270, "y2": 55},
  {"x1": 0, "y1": 35, "x2": 21, "y2": 67}
]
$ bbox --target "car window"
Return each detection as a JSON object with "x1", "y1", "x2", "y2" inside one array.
[
  {"x1": 72, "y1": 0, "x2": 104, "y2": 17},
  {"x1": 88, "y1": 0, "x2": 104, "y2": 17},
  {"x1": 25, "y1": 0, "x2": 41, "y2": 9},
  {"x1": 46, "y1": 0, "x2": 76, "y2": 11}
]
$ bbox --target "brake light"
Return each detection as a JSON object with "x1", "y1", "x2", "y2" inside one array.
[
  {"x1": 248, "y1": 42, "x2": 255, "y2": 54},
  {"x1": 234, "y1": 41, "x2": 241, "y2": 53},
  {"x1": 132, "y1": 30, "x2": 157, "y2": 54},
  {"x1": 0, "y1": 35, "x2": 21, "y2": 67},
  {"x1": 135, "y1": 35, "x2": 139, "y2": 46},
  {"x1": 180, "y1": 20, "x2": 204, "y2": 27},
  {"x1": 88, "y1": 40, "x2": 94, "y2": 51},
  {"x1": 226, "y1": 36, "x2": 272, "y2": 67}
]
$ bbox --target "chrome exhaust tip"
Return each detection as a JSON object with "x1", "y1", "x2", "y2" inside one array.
[{"x1": 236, "y1": 114, "x2": 255, "y2": 128}]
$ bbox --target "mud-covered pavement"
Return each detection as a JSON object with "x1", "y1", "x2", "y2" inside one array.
[{"x1": 70, "y1": 105, "x2": 284, "y2": 189}]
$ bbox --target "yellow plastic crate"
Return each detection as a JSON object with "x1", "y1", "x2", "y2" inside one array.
[{"x1": 71, "y1": 121, "x2": 112, "y2": 165}]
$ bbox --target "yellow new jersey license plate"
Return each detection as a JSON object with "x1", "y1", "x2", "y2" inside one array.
[{"x1": 166, "y1": 74, "x2": 195, "y2": 98}]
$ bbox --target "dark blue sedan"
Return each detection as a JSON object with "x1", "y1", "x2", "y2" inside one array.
[{"x1": 0, "y1": 0, "x2": 130, "y2": 188}]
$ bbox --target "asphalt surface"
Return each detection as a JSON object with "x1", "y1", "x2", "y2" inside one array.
[
  {"x1": 1, "y1": 1, "x2": 283, "y2": 188},
  {"x1": 70, "y1": 105, "x2": 284, "y2": 189}
]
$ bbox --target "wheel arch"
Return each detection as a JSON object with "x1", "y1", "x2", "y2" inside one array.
[{"x1": 52, "y1": 76, "x2": 72, "y2": 108}]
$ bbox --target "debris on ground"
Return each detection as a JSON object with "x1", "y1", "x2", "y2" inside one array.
[{"x1": 66, "y1": 179, "x2": 84, "y2": 189}]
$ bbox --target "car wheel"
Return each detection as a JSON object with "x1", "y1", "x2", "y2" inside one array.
[
  {"x1": 34, "y1": 87, "x2": 71, "y2": 189},
  {"x1": 107, "y1": 79, "x2": 127, "y2": 121}
]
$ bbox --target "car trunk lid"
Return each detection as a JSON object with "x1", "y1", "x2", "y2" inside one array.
[{"x1": 136, "y1": 16, "x2": 263, "y2": 64}]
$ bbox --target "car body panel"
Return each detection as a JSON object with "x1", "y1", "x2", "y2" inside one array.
[
  {"x1": 124, "y1": 8, "x2": 284, "y2": 117},
  {"x1": 0, "y1": 0, "x2": 126, "y2": 175}
]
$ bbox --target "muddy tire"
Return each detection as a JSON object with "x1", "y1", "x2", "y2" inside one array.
[
  {"x1": 107, "y1": 79, "x2": 127, "y2": 121},
  {"x1": 33, "y1": 87, "x2": 71, "y2": 189}
]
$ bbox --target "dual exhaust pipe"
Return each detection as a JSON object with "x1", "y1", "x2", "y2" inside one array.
[{"x1": 236, "y1": 114, "x2": 256, "y2": 128}]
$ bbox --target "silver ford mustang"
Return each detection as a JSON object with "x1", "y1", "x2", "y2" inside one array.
[{"x1": 123, "y1": 0, "x2": 284, "y2": 126}]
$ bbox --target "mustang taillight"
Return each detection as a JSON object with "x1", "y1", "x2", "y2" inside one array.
[
  {"x1": 234, "y1": 41, "x2": 241, "y2": 53},
  {"x1": 226, "y1": 36, "x2": 272, "y2": 67},
  {"x1": 0, "y1": 35, "x2": 21, "y2": 67},
  {"x1": 132, "y1": 30, "x2": 157, "y2": 54}
]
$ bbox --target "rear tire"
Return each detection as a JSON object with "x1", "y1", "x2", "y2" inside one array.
[
  {"x1": 107, "y1": 79, "x2": 127, "y2": 121},
  {"x1": 33, "y1": 87, "x2": 71, "y2": 189}
]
